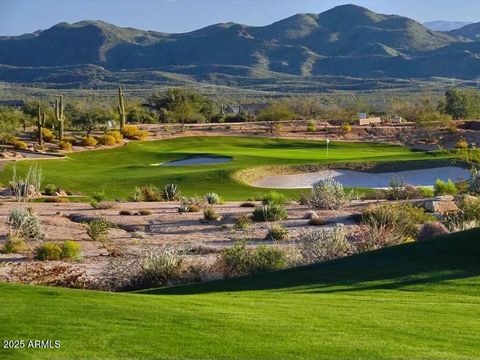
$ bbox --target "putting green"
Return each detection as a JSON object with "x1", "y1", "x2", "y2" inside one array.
[{"x1": 0, "y1": 136, "x2": 451, "y2": 200}]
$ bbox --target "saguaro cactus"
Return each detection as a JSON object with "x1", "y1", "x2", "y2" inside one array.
[
  {"x1": 54, "y1": 95, "x2": 65, "y2": 141},
  {"x1": 118, "y1": 87, "x2": 126, "y2": 130},
  {"x1": 37, "y1": 102, "x2": 46, "y2": 146}
]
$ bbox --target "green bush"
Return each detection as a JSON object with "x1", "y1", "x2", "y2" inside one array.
[
  {"x1": 417, "y1": 186, "x2": 435, "y2": 198},
  {"x1": 44, "y1": 184, "x2": 57, "y2": 196},
  {"x1": 306, "y1": 178, "x2": 351, "y2": 210},
  {"x1": 252, "y1": 204, "x2": 288, "y2": 222},
  {"x1": 307, "y1": 120, "x2": 317, "y2": 132},
  {"x1": 8, "y1": 207, "x2": 42, "y2": 239},
  {"x1": 61, "y1": 241, "x2": 82, "y2": 261},
  {"x1": 266, "y1": 224, "x2": 289, "y2": 241},
  {"x1": 36, "y1": 243, "x2": 62, "y2": 261},
  {"x1": 81, "y1": 136, "x2": 98, "y2": 147},
  {"x1": 220, "y1": 242, "x2": 287, "y2": 277},
  {"x1": 434, "y1": 179, "x2": 458, "y2": 196},
  {"x1": 98, "y1": 134, "x2": 116, "y2": 146},
  {"x1": 106, "y1": 130, "x2": 123, "y2": 143},
  {"x1": 234, "y1": 214, "x2": 252, "y2": 230},
  {"x1": 86, "y1": 219, "x2": 110, "y2": 242},
  {"x1": 2, "y1": 234, "x2": 27, "y2": 254},
  {"x1": 13, "y1": 140, "x2": 28, "y2": 150},
  {"x1": 341, "y1": 123, "x2": 352, "y2": 134},
  {"x1": 203, "y1": 207, "x2": 220, "y2": 221},
  {"x1": 121, "y1": 125, "x2": 148, "y2": 140},
  {"x1": 42, "y1": 128, "x2": 55, "y2": 142},
  {"x1": 162, "y1": 183, "x2": 181, "y2": 201},
  {"x1": 261, "y1": 191, "x2": 286, "y2": 206},
  {"x1": 178, "y1": 196, "x2": 204, "y2": 213},
  {"x1": 130, "y1": 185, "x2": 162, "y2": 202},
  {"x1": 298, "y1": 226, "x2": 350, "y2": 263},
  {"x1": 92, "y1": 191, "x2": 105, "y2": 202},
  {"x1": 205, "y1": 192, "x2": 221, "y2": 205},
  {"x1": 58, "y1": 140, "x2": 73, "y2": 151}
]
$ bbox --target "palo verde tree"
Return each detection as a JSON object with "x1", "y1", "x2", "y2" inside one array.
[
  {"x1": 73, "y1": 108, "x2": 113, "y2": 135},
  {"x1": 0, "y1": 107, "x2": 24, "y2": 144},
  {"x1": 257, "y1": 102, "x2": 295, "y2": 134},
  {"x1": 444, "y1": 88, "x2": 480, "y2": 120}
]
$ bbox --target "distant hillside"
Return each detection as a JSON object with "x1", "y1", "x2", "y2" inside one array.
[
  {"x1": 424, "y1": 20, "x2": 473, "y2": 31},
  {"x1": 0, "y1": 4, "x2": 479, "y2": 90},
  {"x1": 448, "y1": 22, "x2": 480, "y2": 40}
]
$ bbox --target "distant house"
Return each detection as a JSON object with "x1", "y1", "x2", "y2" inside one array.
[
  {"x1": 358, "y1": 117, "x2": 382, "y2": 126},
  {"x1": 391, "y1": 116, "x2": 403, "y2": 124},
  {"x1": 0, "y1": 99, "x2": 25, "y2": 109}
]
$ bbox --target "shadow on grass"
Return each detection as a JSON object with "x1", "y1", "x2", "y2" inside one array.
[{"x1": 139, "y1": 228, "x2": 480, "y2": 296}]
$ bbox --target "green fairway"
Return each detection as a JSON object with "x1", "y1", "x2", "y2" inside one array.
[
  {"x1": 1, "y1": 230, "x2": 479, "y2": 359},
  {"x1": 0, "y1": 136, "x2": 450, "y2": 200}
]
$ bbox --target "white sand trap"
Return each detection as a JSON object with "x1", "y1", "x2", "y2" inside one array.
[
  {"x1": 159, "y1": 156, "x2": 232, "y2": 166},
  {"x1": 252, "y1": 167, "x2": 471, "y2": 189}
]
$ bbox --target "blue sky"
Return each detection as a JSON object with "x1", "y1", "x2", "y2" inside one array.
[{"x1": 1, "y1": 0, "x2": 480, "y2": 36}]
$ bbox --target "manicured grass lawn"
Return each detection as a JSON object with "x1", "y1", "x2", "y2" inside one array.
[
  {"x1": 0, "y1": 136, "x2": 449, "y2": 200},
  {"x1": 1, "y1": 229, "x2": 479, "y2": 359}
]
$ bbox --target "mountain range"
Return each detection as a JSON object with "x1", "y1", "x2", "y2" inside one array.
[
  {"x1": 423, "y1": 21, "x2": 473, "y2": 32},
  {"x1": 1, "y1": 4, "x2": 480, "y2": 91}
]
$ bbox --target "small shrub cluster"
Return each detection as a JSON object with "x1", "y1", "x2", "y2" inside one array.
[
  {"x1": 205, "y1": 192, "x2": 221, "y2": 205},
  {"x1": 2, "y1": 234, "x2": 27, "y2": 254},
  {"x1": 98, "y1": 134, "x2": 116, "y2": 146},
  {"x1": 434, "y1": 179, "x2": 458, "y2": 196},
  {"x1": 443, "y1": 196, "x2": 480, "y2": 231},
  {"x1": 81, "y1": 136, "x2": 98, "y2": 147},
  {"x1": 252, "y1": 204, "x2": 288, "y2": 222},
  {"x1": 130, "y1": 185, "x2": 162, "y2": 202},
  {"x1": 219, "y1": 241, "x2": 287, "y2": 277},
  {"x1": 203, "y1": 207, "x2": 220, "y2": 221},
  {"x1": 178, "y1": 196, "x2": 204, "y2": 213},
  {"x1": 307, "y1": 120, "x2": 317, "y2": 132},
  {"x1": 13, "y1": 140, "x2": 28, "y2": 150},
  {"x1": 162, "y1": 183, "x2": 181, "y2": 201},
  {"x1": 305, "y1": 178, "x2": 351, "y2": 210},
  {"x1": 58, "y1": 140, "x2": 73, "y2": 151},
  {"x1": 44, "y1": 184, "x2": 57, "y2": 196},
  {"x1": 261, "y1": 191, "x2": 286, "y2": 206},
  {"x1": 417, "y1": 222, "x2": 450, "y2": 241},
  {"x1": 8, "y1": 207, "x2": 42, "y2": 239},
  {"x1": 121, "y1": 125, "x2": 148, "y2": 140},
  {"x1": 234, "y1": 214, "x2": 252, "y2": 230},
  {"x1": 86, "y1": 219, "x2": 110, "y2": 242},
  {"x1": 297, "y1": 226, "x2": 350, "y2": 264},
  {"x1": 341, "y1": 123, "x2": 352, "y2": 134},
  {"x1": 42, "y1": 128, "x2": 55, "y2": 142},
  {"x1": 455, "y1": 140, "x2": 469, "y2": 149},
  {"x1": 266, "y1": 224, "x2": 289, "y2": 241},
  {"x1": 106, "y1": 130, "x2": 123, "y2": 143}
]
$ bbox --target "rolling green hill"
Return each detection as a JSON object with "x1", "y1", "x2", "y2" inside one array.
[
  {"x1": 1, "y1": 229, "x2": 479, "y2": 359},
  {"x1": 1, "y1": 4, "x2": 480, "y2": 88}
]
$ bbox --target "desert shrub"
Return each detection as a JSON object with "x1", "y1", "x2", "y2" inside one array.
[
  {"x1": 455, "y1": 140, "x2": 468, "y2": 149},
  {"x1": 178, "y1": 196, "x2": 204, "y2": 213},
  {"x1": 385, "y1": 176, "x2": 408, "y2": 200},
  {"x1": 98, "y1": 134, "x2": 116, "y2": 146},
  {"x1": 261, "y1": 191, "x2": 286, "y2": 206},
  {"x1": 469, "y1": 168, "x2": 480, "y2": 194},
  {"x1": 240, "y1": 202, "x2": 256, "y2": 208},
  {"x1": 307, "y1": 120, "x2": 317, "y2": 132},
  {"x1": 205, "y1": 192, "x2": 221, "y2": 205},
  {"x1": 304, "y1": 210, "x2": 319, "y2": 220},
  {"x1": 121, "y1": 125, "x2": 148, "y2": 140},
  {"x1": 266, "y1": 224, "x2": 289, "y2": 241},
  {"x1": 2, "y1": 234, "x2": 27, "y2": 254},
  {"x1": 434, "y1": 179, "x2": 458, "y2": 196},
  {"x1": 444, "y1": 197, "x2": 480, "y2": 231},
  {"x1": 44, "y1": 197, "x2": 69, "y2": 203},
  {"x1": 36, "y1": 243, "x2": 62, "y2": 261},
  {"x1": 417, "y1": 222, "x2": 450, "y2": 241},
  {"x1": 252, "y1": 204, "x2": 288, "y2": 222},
  {"x1": 234, "y1": 214, "x2": 252, "y2": 230},
  {"x1": 360, "y1": 202, "x2": 433, "y2": 249},
  {"x1": 58, "y1": 140, "x2": 72, "y2": 151},
  {"x1": 119, "y1": 210, "x2": 132, "y2": 216},
  {"x1": 81, "y1": 136, "x2": 98, "y2": 147},
  {"x1": 42, "y1": 128, "x2": 55, "y2": 142},
  {"x1": 417, "y1": 186, "x2": 435, "y2": 198},
  {"x1": 297, "y1": 226, "x2": 350, "y2": 264},
  {"x1": 92, "y1": 191, "x2": 105, "y2": 202},
  {"x1": 86, "y1": 219, "x2": 110, "y2": 242},
  {"x1": 341, "y1": 123, "x2": 352, "y2": 134},
  {"x1": 101, "y1": 248, "x2": 183, "y2": 290},
  {"x1": 309, "y1": 217, "x2": 326, "y2": 226},
  {"x1": 162, "y1": 183, "x2": 181, "y2": 201},
  {"x1": 44, "y1": 184, "x2": 57, "y2": 196},
  {"x1": 307, "y1": 178, "x2": 351, "y2": 210},
  {"x1": 62, "y1": 136, "x2": 76, "y2": 144},
  {"x1": 61, "y1": 240, "x2": 82, "y2": 261},
  {"x1": 220, "y1": 242, "x2": 287, "y2": 277},
  {"x1": 8, "y1": 207, "x2": 42, "y2": 239},
  {"x1": 2, "y1": 134, "x2": 17, "y2": 145},
  {"x1": 13, "y1": 140, "x2": 28, "y2": 150},
  {"x1": 106, "y1": 130, "x2": 123, "y2": 143},
  {"x1": 130, "y1": 185, "x2": 161, "y2": 202},
  {"x1": 139, "y1": 210, "x2": 152, "y2": 216},
  {"x1": 203, "y1": 207, "x2": 220, "y2": 221}
]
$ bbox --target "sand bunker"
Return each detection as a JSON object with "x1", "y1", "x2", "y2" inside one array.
[
  {"x1": 252, "y1": 166, "x2": 471, "y2": 189},
  {"x1": 159, "y1": 156, "x2": 232, "y2": 166}
]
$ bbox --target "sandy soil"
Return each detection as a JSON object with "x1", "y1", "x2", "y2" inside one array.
[
  {"x1": 252, "y1": 166, "x2": 471, "y2": 189},
  {"x1": 0, "y1": 201, "x2": 363, "y2": 280}
]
